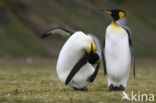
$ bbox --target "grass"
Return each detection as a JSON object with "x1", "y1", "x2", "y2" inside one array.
[{"x1": 0, "y1": 59, "x2": 156, "y2": 103}]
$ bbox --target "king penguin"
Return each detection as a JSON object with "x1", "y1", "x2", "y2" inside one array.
[
  {"x1": 41, "y1": 27, "x2": 102, "y2": 91},
  {"x1": 101, "y1": 9, "x2": 135, "y2": 91}
]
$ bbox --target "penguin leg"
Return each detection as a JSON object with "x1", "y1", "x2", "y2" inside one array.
[{"x1": 72, "y1": 86, "x2": 88, "y2": 91}]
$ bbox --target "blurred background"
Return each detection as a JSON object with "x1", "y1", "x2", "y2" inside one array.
[{"x1": 0, "y1": 0, "x2": 156, "y2": 60}]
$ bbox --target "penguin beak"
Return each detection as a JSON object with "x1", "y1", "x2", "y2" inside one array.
[{"x1": 100, "y1": 10, "x2": 112, "y2": 15}]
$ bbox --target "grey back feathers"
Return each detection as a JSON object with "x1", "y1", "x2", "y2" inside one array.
[
  {"x1": 116, "y1": 16, "x2": 132, "y2": 37},
  {"x1": 116, "y1": 16, "x2": 127, "y2": 27},
  {"x1": 116, "y1": 16, "x2": 132, "y2": 36}
]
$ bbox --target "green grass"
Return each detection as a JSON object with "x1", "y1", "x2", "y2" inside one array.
[{"x1": 0, "y1": 59, "x2": 156, "y2": 103}]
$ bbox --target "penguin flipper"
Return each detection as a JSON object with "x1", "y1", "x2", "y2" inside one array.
[
  {"x1": 129, "y1": 36, "x2": 135, "y2": 78},
  {"x1": 65, "y1": 53, "x2": 88, "y2": 85},
  {"x1": 102, "y1": 33, "x2": 107, "y2": 75},
  {"x1": 41, "y1": 27, "x2": 74, "y2": 38},
  {"x1": 124, "y1": 28, "x2": 135, "y2": 78},
  {"x1": 87, "y1": 63, "x2": 100, "y2": 82}
]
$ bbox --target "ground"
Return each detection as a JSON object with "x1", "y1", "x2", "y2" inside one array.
[{"x1": 0, "y1": 59, "x2": 156, "y2": 103}]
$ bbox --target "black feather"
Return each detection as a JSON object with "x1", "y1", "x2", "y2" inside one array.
[
  {"x1": 65, "y1": 53, "x2": 88, "y2": 85},
  {"x1": 102, "y1": 33, "x2": 107, "y2": 75}
]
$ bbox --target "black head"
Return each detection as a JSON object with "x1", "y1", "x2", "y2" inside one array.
[
  {"x1": 101, "y1": 9, "x2": 126, "y2": 21},
  {"x1": 87, "y1": 43, "x2": 99, "y2": 64},
  {"x1": 88, "y1": 52, "x2": 99, "y2": 64}
]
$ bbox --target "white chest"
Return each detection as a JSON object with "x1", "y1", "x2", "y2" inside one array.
[
  {"x1": 105, "y1": 24, "x2": 129, "y2": 51},
  {"x1": 105, "y1": 23, "x2": 131, "y2": 64},
  {"x1": 105, "y1": 23, "x2": 131, "y2": 70}
]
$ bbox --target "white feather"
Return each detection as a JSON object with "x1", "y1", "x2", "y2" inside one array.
[{"x1": 105, "y1": 24, "x2": 131, "y2": 87}]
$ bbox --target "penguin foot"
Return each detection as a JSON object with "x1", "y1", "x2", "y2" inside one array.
[
  {"x1": 118, "y1": 85, "x2": 125, "y2": 91},
  {"x1": 109, "y1": 84, "x2": 125, "y2": 91},
  {"x1": 72, "y1": 86, "x2": 88, "y2": 91},
  {"x1": 109, "y1": 84, "x2": 115, "y2": 91},
  {"x1": 87, "y1": 76, "x2": 94, "y2": 82}
]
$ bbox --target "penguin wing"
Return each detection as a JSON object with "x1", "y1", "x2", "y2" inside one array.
[
  {"x1": 41, "y1": 27, "x2": 74, "y2": 38},
  {"x1": 87, "y1": 34, "x2": 102, "y2": 60},
  {"x1": 65, "y1": 53, "x2": 88, "y2": 85},
  {"x1": 102, "y1": 33, "x2": 107, "y2": 75},
  {"x1": 124, "y1": 27, "x2": 135, "y2": 78}
]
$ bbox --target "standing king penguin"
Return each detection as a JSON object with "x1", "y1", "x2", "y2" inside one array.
[
  {"x1": 41, "y1": 28, "x2": 102, "y2": 91},
  {"x1": 101, "y1": 9, "x2": 135, "y2": 91}
]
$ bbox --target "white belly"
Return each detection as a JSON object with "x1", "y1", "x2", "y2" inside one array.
[
  {"x1": 56, "y1": 36, "x2": 94, "y2": 88},
  {"x1": 105, "y1": 25, "x2": 131, "y2": 87}
]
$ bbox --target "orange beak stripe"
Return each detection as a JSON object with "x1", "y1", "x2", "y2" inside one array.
[{"x1": 105, "y1": 10, "x2": 112, "y2": 15}]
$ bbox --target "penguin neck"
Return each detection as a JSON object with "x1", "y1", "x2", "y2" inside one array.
[
  {"x1": 116, "y1": 16, "x2": 127, "y2": 28},
  {"x1": 112, "y1": 16, "x2": 131, "y2": 34},
  {"x1": 111, "y1": 21, "x2": 120, "y2": 27}
]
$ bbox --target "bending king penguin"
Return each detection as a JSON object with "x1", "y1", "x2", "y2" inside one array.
[{"x1": 41, "y1": 28, "x2": 102, "y2": 91}]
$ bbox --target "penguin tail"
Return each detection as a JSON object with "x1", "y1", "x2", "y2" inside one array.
[{"x1": 41, "y1": 27, "x2": 74, "y2": 38}]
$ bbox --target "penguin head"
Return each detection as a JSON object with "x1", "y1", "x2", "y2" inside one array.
[
  {"x1": 87, "y1": 43, "x2": 100, "y2": 64},
  {"x1": 102, "y1": 9, "x2": 126, "y2": 21},
  {"x1": 84, "y1": 38, "x2": 100, "y2": 65}
]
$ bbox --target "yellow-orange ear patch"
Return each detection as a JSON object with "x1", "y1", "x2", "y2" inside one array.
[
  {"x1": 86, "y1": 39, "x2": 97, "y2": 53},
  {"x1": 92, "y1": 41, "x2": 97, "y2": 52},
  {"x1": 119, "y1": 11, "x2": 125, "y2": 19}
]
